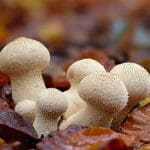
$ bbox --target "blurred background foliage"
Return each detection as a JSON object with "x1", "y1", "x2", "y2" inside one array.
[{"x1": 0, "y1": 0, "x2": 149, "y2": 74}]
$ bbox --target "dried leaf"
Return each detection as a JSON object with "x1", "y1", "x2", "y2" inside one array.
[
  {"x1": 99, "y1": 138, "x2": 133, "y2": 150},
  {"x1": 43, "y1": 69, "x2": 70, "y2": 90},
  {"x1": 51, "y1": 72, "x2": 70, "y2": 91},
  {"x1": 0, "y1": 109, "x2": 38, "y2": 149},
  {"x1": 0, "y1": 136, "x2": 20, "y2": 150},
  {"x1": 0, "y1": 72, "x2": 9, "y2": 87},
  {"x1": 43, "y1": 74, "x2": 53, "y2": 88},
  {"x1": 37, "y1": 125, "x2": 137, "y2": 150},
  {"x1": 63, "y1": 49, "x2": 115, "y2": 72},
  {"x1": 121, "y1": 104, "x2": 150, "y2": 143},
  {"x1": 0, "y1": 138, "x2": 5, "y2": 145},
  {"x1": 0, "y1": 141, "x2": 20, "y2": 150},
  {"x1": 139, "y1": 144, "x2": 150, "y2": 150},
  {"x1": 0, "y1": 84, "x2": 15, "y2": 109},
  {"x1": 139, "y1": 58, "x2": 150, "y2": 73},
  {"x1": 0, "y1": 98, "x2": 10, "y2": 109}
]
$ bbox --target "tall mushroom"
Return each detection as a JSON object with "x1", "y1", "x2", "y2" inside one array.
[
  {"x1": 64, "y1": 59, "x2": 106, "y2": 119},
  {"x1": 60, "y1": 73, "x2": 128, "y2": 129},
  {"x1": 110, "y1": 62, "x2": 149, "y2": 129},
  {"x1": 0, "y1": 37, "x2": 50, "y2": 104}
]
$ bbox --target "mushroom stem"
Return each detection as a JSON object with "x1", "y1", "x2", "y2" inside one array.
[
  {"x1": 11, "y1": 70, "x2": 45, "y2": 104},
  {"x1": 61, "y1": 105, "x2": 113, "y2": 129},
  {"x1": 34, "y1": 115, "x2": 57, "y2": 137},
  {"x1": 85, "y1": 105, "x2": 113, "y2": 127},
  {"x1": 111, "y1": 107, "x2": 130, "y2": 129},
  {"x1": 64, "y1": 86, "x2": 86, "y2": 119},
  {"x1": 112, "y1": 97, "x2": 141, "y2": 129}
]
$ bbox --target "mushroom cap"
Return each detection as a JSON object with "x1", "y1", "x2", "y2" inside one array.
[
  {"x1": 110, "y1": 63, "x2": 149, "y2": 105},
  {"x1": 37, "y1": 88, "x2": 68, "y2": 117},
  {"x1": 67, "y1": 59, "x2": 106, "y2": 84},
  {"x1": 78, "y1": 73, "x2": 128, "y2": 113},
  {"x1": 15, "y1": 99, "x2": 36, "y2": 123},
  {"x1": 0, "y1": 37, "x2": 50, "y2": 75}
]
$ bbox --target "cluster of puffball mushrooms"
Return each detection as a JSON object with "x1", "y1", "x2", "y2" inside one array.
[{"x1": 0, "y1": 37, "x2": 149, "y2": 137}]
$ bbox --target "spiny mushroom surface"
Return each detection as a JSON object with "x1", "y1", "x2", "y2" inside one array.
[
  {"x1": 60, "y1": 72, "x2": 128, "y2": 129},
  {"x1": 64, "y1": 58, "x2": 106, "y2": 119},
  {"x1": 15, "y1": 99, "x2": 36, "y2": 123},
  {"x1": 33, "y1": 88, "x2": 68, "y2": 137},
  {"x1": 110, "y1": 62, "x2": 149, "y2": 129},
  {"x1": 0, "y1": 37, "x2": 50, "y2": 104}
]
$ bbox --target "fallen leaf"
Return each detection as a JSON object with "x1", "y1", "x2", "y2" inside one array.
[
  {"x1": 0, "y1": 72, "x2": 9, "y2": 87},
  {"x1": 63, "y1": 49, "x2": 115, "y2": 72},
  {"x1": 0, "y1": 140, "x2": 20, "y2": 150},
  {"x1": 0, "y1": 98, "x2": 10, "y2": 109},
  {"x1": 0, "y1": 109, "x2": 38, "y2": 149},
  {"x1": 139, "y1": 143, "x2": 150, "y2": 150},
  {"x1": 121, "y1": 104, "x2": 150, "y2": 143},
  {"x1": 37, "y1": 125, "x2": 137, "y2": 150},
  {"x1": 0, "y1": 84, "x2": 15, "y2": 109},
  {"x1": 99, "y1": 138, "x2": 133, "y2": 150}
]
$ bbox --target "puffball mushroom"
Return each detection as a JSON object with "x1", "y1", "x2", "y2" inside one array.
[
  {"x1": 15, "y1": 100, "x2": 36, "y2": 123},
  {"x1": 0, "y1": 37, "x2": 50, "y2": 104},
  {"x1": 33, "y1": 88, "x2": 68, "y2": 137},
  {"x1": 60, "y1": 73, "x2": 128, "y2": 129},
  {"x1": 110, "y1": 62, "x2": 149, "y2": 129},
  {"x1": 64, "y1": 58, "x2": 106, "y2": 119}
]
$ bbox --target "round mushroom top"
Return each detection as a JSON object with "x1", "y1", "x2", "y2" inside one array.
[
  {"x1": 37, "y1": 88, "x2": 68, "y2": 118},
  {"x1": 0, "y1": 37, "x2": 50, "y2": 75},
  {"x1": 110, "y1": 62, "x2": 149, "y2": 104},
  {"x1": 67, "y1": 59, "x2": 106, "y2": 85},
  {"x1": 78, "y1": 72, "x2": 128, "y2": 113}
]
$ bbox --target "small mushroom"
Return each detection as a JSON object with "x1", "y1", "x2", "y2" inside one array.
[
  {"x1": 110, "y1": 62, "x2": 149, "y2": 129},
  {"x1": 33, "y1": 88, "x2": 68, "y2": 137},
  {"x1": 15, "y1": 100, "x2": 36, "y2": 123},
  {"x1": 60, "y1": 73, "x2": 128, "y2": 129},
  {"x1": 64, "y1": 59, "x2": 106, "y2": 119},
  {"x1": 0, "y1": 37, "x2": 50, "y2": 104}
]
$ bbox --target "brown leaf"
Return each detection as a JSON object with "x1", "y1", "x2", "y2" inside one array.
[
  {"x1": 139, "y1": 143, "x2": 150, "y2": 150},
  {"x1": 121, "y1": 104, "x2": 150, "y2": 143},
  {"x1": 0, "y1": 84, "x2": 15, "y2": 109},
  {"x1": 0, "y1": 72, "x2": 9, "y2": 87},
  {"x1": 52, "y1": 73, "x2": 70, "y2": 91},
  {"x1": 37, "y1": 125, "x2": 137, "y2": 150},
  {"x1": 139, "y1": 58, "x2": 150, "y2": 73},
  {"x1": 63, "y1": 49, "x2": 115, "y2": 72},
  {"x1": 0, "y1": 140, "x2": 20, "y2": 150},
  {"x1": 0, "y1": 138, "x2": 5, "y2": 146},
  {"x1": 0, "y1": 109, "x2": 38, "y2": 149},
  {"x1": 0, "y1": 98, "x2": 10, "y2": 109},
  {"x1": 42, "y1": 74, "x2": 53, "y2": 88},
  {"x1": 0, "y1": 136, "x2": 20, "y2": 150},
  {"x1": 99, "y1": 138, "x2": 133, "y2": 150}
]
